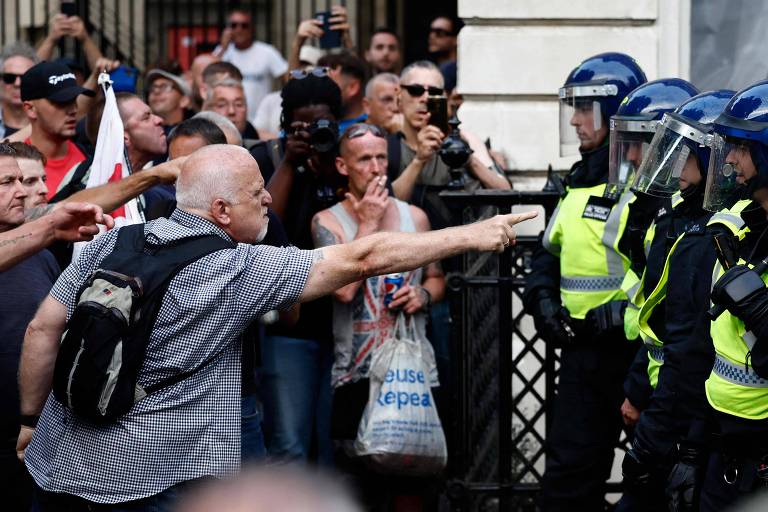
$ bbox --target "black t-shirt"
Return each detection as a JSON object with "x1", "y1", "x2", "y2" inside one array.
[
  {"x1": 251, "y1": 138, "x2": 338, "y2": 343},
  {"x1": 0, "y1": 250, "x2": 60, "y2": 439}
]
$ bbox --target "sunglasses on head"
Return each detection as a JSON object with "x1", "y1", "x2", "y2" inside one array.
[
  {"x1": 429, "y1": 28, "x2": 453, "y2": 37},
  {"x1": 401, "y1": 84, "x2": 444, "y2": 97},
  {"x1": 229, "y1": 21, "x2": 250, "y2": 29},
  {"x1": 1, "y1": 73, "x2": 21, "y2": 85},
  {"x1": 343, "y1": 123, "x2": 386, "y2": 140},
  {"x1": 289, "y1": 67, "x2": 330, "y2": 80}
]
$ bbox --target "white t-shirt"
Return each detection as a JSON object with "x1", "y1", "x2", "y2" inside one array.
[
  {"x1": 219, "y1": 41, "x2": 288, "y2": 119},
  {"x1": 252, "y1": 91, "x2": 282, "y2": 135}
]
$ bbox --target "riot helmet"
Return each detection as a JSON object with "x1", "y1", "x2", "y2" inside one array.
[
  {"x1": 608, "y1": 78, "x2": 699, "y2": 191},
  {"x1": 559, "y1": 52, "x2": 647, "y2": 156},
  {"x1": 703, "y1": 80, "x2": 768, "y2": 212},
  {"x1": 633, "y1": 90, "x2": 734, "y2": 198}
]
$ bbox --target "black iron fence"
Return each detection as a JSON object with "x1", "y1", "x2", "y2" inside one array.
[
  {"x1": 0, "y1": 0, "x2": 397, "y2": 73},
  {"x1": 441, "y1": 189, "x2": 629, "y2": 510}
]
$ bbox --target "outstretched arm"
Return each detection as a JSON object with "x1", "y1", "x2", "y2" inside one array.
[
  {"x1": 62, "y1": 158, "x2": 183, "y2": 213},
  {"x1": 299, "y1": 211, "x2": 537, "y2": 303},
  {"x1": 1, "y1": 203, "x2": 113, "y2": 271}
]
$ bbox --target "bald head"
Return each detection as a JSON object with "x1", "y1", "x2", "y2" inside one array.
[
  {"x1": 176, "y1": 144, "x2": 258, "y2": 211},
  {"x1": 176, "y1": 144, "x2": 271, "y2": 243}
]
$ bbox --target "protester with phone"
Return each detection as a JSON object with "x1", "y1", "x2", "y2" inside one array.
[
  {"x1": 288, "y1": 6, "x2": 353, "y2": 71},
  {"x1": 214, "y1": 8, "x2": 287, "y2": 119},
  {"x1": 36, "y1": 11, "x2": 105, "y2": 73}
]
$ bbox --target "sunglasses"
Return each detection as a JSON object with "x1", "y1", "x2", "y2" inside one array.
[
  {"x1": 401, "y1": 84, "x2": 444, "y2": 97},
  {"x1": 1, "y1": 73, "x2": 21, "y2": 85},
  {"x1": 429, "y1": 28, "x2": 453, "y2": 37},
  {"x1": 343, "y1": 123, "x2": 386, "y2": 140},
  {"x1": 228, "y1": 21, "x2": 250, "y2": 29},
  {"x1": 289, "y1": 67, "x2": 330, "y2": 80}
]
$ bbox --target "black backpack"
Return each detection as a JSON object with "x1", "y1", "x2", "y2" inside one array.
[{"x1": 52, "y1": 224, "x2": 235, "y2": 424}]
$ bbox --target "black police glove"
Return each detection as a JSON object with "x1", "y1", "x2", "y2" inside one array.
[
  {"x1": 585, "y1": 300, "x2": 627, "y2": 337},
  {"x1": 531, "y1": 290, "x2": 575, "y2": 347},
  {"x1": 665, "y1": 442, "x2": 706, "y2": 512},
  {"x1": 711, "y1": 265, "x2": 768, "y2": 337},
  {"x1": 622, "y1": 441, "x2": 655, "y2": 492}
]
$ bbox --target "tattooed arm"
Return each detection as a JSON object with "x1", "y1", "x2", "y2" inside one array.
[
  {"x1": 311, "y1": 210, "x2": 367, "y2": 304},
  {"x1": 299, "y1": 210, "x2": 538, "y2": 303},
  {"x1": 1, "y1": 203, "x2": 113, "y2": 271}
]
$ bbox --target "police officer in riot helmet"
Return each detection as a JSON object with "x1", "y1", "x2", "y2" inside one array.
[
  {"x1": 617, "y1": 90, "x2": 734, "y2": 511},
  {"x1": 523, "y1": 52, "x2": 646, "y2": 510},
  {"x1": 682, "y1": 79, "x2": 768, "y2": 511}
]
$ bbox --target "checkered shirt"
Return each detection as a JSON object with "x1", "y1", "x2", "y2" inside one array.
[{"x1": 25, "y1": 208, "x2": 314, "y2": 503}]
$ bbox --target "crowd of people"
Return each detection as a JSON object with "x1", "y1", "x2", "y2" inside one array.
[
  {"x1": 7, "y1": 6, "x2": 768, "y2": 512},
  {"x1": 0, "y1": 7, "x2": 518, "y2": 512},
  {"x1": 523, "y1": 53, "x2": 768, "y2": 512}
]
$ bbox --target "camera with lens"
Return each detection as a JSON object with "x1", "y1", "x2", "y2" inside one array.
[{"x1": 308, "y1": 119, "x2": 339, "y2": 153}]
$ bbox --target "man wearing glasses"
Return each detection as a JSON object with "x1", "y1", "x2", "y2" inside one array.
[
  {"x1": 0, "y1": 42, "x2": 38, "y2": 139},
  {"x1": 427, "y1": 16, "x2": 460, "y2": 68},
  {"x1": 214, "y1": 8, "x2": 288, "y2": 120},
  {"x1": 390, "y1": 60, "x2": 510, "y2": 230}
]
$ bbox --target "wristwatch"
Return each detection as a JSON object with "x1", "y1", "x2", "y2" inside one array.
[{"x1": 19, "y1": 414, "x2": 40, "y2": 428}]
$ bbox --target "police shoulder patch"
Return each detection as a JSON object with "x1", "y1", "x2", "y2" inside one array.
[{"x1": 582, "y1": 195, "x2": 614, "y2": 222}]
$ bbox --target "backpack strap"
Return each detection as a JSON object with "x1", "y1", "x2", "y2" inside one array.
[{"x1": 103, "y1": 224, "x2": 237, "y2": 397}]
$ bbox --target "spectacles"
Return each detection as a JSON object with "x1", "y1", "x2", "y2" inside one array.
[
  {"x1": 148, "y1": 82, "x2": 177, "y2": 94},
  {"x1": 229, "y1": 21, "x2": 250, "y2": 29},
  {"x1": 401, "y1": 84, "x2": 444, "y2": 97},
  {"x1": 429, "y1": 28, "x2": 452, "y2": 37},
  {"x1": 343, "y1": 123, "x2": 386, "y2": 140},
  {"x1": 289, "y1": 67, "x2": 330, "y2": 80},
  {"x1": 1, "y1": 73, "x2": 21, "y2": 85}
]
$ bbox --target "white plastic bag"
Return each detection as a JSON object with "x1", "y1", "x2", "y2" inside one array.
[{"x1": 354, "y1": 314, "x2": 447, "y2": 476}]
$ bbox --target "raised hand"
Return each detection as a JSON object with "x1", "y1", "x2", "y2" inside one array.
[{"x1": 345, "y1": 175, "x2": 389, "y2": 231}]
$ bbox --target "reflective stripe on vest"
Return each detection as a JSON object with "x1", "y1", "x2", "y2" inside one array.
[
  {"x1": 560, "y1": 275, "x2": 625, "y2": 291},
  {"x1": 646, "y1": 343, "x2": 664, "y2": 363},
  {"x1": 543, "y1": 184, "x2": 631, "y2": 319},
  {"x1": 712, "y1": 354, "x2": 768, "y2": 388},
  {"x1": 705, "y1": 215, "x2": 768, "y2": 419}
]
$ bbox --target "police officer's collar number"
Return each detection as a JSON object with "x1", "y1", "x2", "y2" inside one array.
[{"x1": 582, "y1": 195, "x2": 615, "y2": 222}]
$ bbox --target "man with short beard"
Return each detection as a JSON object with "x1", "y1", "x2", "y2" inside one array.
[{"x1": 365, "y1": 28, "x2": 401, "y2": 75}]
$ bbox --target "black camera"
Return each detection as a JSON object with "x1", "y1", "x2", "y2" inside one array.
[{"x1": 308, "y1": 119, "x2": 339, "y2": 153}]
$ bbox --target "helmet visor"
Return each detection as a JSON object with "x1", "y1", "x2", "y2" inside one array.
[
  {"x1": 703, "y1": 133, "x2": 753, "y2": 212},
  {"x1": 632, "y1": 114, "x2": 710, "y2": 197},
  {"x1": 608, "y1": 118, "x2": 655, "y2": 191},
  {"x1": 559, "y1": 96, "x2": 602, "y2": 157}
]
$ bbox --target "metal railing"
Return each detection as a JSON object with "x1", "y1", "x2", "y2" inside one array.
[
  {"x1": 441, "y1": 189, "x2": 630, "y2": 510},
  {"x1": 1, "y1": 0, "x2": 399, "y2": 72}
]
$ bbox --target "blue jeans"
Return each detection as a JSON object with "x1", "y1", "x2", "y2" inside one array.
[
  {"x1": 241, "y1": 394, "x2": 267, "y2": 462},
  {"x1": 259, "y1": 335, "x2": 333, "y2": 465},
  {"x1": 32, "y1": 478, "x2": 206, "y2": 512}
]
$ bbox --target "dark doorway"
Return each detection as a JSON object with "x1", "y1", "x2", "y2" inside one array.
[{"x1": 401, "y1": 1, "x2": 457, "y2": 65}]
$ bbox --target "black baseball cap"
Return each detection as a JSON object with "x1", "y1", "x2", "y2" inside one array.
[{"x1": 20, "y1": 61, "x2": 96, "y2": 103}]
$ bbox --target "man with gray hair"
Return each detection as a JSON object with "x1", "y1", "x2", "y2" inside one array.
[
  {"x1": 0, "y1": 42, "x2": 39, "y2": 138},
  {"x1": 205, "y1": 79, "x2": 271, "y2": 145},
  {"x1": 363, "y1": 72, "x2": 401, "y2": 134},
  {"x1": 17, "y1": 143, "x2": 536, "y2": 510},
  {"x1": 193, "y1": 110, "x2": 243, "y2": 146}
]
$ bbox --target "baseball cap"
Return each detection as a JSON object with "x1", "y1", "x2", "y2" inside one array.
[
  {"x1": 146, "y1": 69, "x2": 191, "y2": 97},
  {"x1": 20, "y1": 61, "x2": 96, "y2": 103}
]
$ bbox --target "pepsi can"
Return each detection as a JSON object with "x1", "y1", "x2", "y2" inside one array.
[{"x1": 383, "y1": 273, "x2": 404, "y2": 307}]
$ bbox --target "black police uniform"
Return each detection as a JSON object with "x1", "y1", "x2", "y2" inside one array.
[{"x1": 524, "y1": 144, "x2": 637, "y2": 510}]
